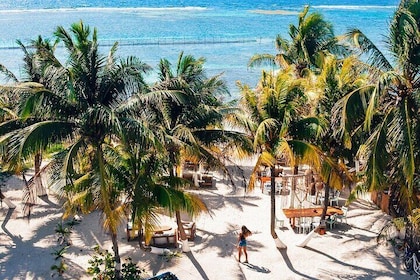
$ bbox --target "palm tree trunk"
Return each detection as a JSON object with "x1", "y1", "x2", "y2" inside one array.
[
  {"x1": 137, "y1": 221, "x2": 151, "y2": 252},
  {"x1": 170, "y1": 155, "x2": 190, "y2": 252},
  {"x1": 34, "y1": 152, "x2": 46, "y2": 196},
  {"x1": 289, "y1": 165, "x2": 299, "y2": 208},
  {"x1": 270, "y1": 166, "x2": 287, "y2": 249},
  {"x1": 270, "y1": 166, "x2": 278, "y2": 239},
  {"x1": 97, "y1": 148, "x2": 122, "y2": 278},
  {"x1": 321, "y1": 183, "x2": 330, "y2": 220},
  {"x1": 111, "y1": 232, "x2": 121, "y2": 280}
]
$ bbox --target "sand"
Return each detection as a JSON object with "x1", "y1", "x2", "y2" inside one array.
[{"x1": 0, "y1": 164, "x2": 414, "y2": 280}]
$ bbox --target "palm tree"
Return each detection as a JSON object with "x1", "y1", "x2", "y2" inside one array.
[
  {"x1": 248, "y1": 5, "x2": 339, "y2": 77},
  {"x1": 335, "y1": 0, "x2": 420, "y2": 213},
  {"x1": 238, "y1": 67, "x2": 328, "y2": 247},
  {"x1": 2, "y1": 21, "x2": 151, "y2": 279},
  {"x1": 106, "y1": 112, "x2": 209, "y2": 250},
  {"x1": 145, "y1": 52, "x2": 251, "y2": 251},
  {"x1": 306, "y1": 54, "x2": 367, "y2": 217},
  {"x1": 0, "y1": 36, "x2": 60, "y2": 205}
]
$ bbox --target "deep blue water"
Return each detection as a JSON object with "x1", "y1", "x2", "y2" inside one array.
[{"x1": 0, "y1": 0, "x2": 400, "y2": 97}]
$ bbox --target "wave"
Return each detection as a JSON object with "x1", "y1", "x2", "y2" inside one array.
[
  {"x1": 312, "y1": 5, "x2": 397, "y2": 11},
  {"x1": 0, "y1": 6, "x2": 208, "y2": 14},
  {"x1": 249, "y1": 9, "x2": 298, "y2": 15}
]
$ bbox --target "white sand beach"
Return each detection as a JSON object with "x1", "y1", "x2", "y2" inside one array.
[{"x1": 0, "y1": 163, "x2": 415, "y2": 280}]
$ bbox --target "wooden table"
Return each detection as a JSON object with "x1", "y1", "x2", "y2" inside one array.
[{"x1": 282, "y1": 206, "x2": 343, "y2": 228}]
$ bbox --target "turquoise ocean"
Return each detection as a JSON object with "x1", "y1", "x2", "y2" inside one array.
[{"x1": 0, "y1": 0, "x2": 399, "y2": 97}]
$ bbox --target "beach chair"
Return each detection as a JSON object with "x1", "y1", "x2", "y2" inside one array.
[
  {"x1": 326, "y1": 214, "x2": 337, "y2": 229},
  {"x1": 329, "y1": 191, "x2": 340, "y2": 206},
  {"x1": 276, "y1": 217, "x2": 285, "y2": 229},
  {"x1": 336, "y1": 206, "x2": 348, "y2": 224},
  {"x1": 297, "y1": 217, "x2": 312, "y2": 234},
  {"x1": 199, "y1": 174, "x2": 214, "y2": 188},
  {"x1": 179, "y1": 212, "x2": 196, "y2": 241}
]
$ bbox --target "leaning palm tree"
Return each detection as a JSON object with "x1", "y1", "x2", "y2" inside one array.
[
  {"x1": 2, "y1": 21, "x2": 151, "y2": 279},
  {"x1": 335, "y1": 0, "x2": 420, "y2": 213}
]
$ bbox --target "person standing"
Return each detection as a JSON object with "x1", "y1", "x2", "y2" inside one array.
[{"x1": 237, "y1": 225, "x2": 252, "y2": 263}]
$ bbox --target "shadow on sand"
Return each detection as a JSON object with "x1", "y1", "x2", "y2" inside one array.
[
  {"x1": 278, "y1": 248, "x2": 319, "y2": 280},
  {"x1": 240, "y1": 261, "x2": 270, "y2": 273},
  {"x1": 185, "y1": 251, "x2": 210, "y2": 280}
]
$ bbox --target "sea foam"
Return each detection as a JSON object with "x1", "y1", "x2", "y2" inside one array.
[{"x1": 0, "y1": 6, "x2": 208, "y2": 14}]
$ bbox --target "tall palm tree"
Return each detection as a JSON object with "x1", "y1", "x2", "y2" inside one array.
[
  {"x1": 248, "y1": 5, "x2": 339, "y2": 77},
  {"x1": 2, "y1": 21, "x2": 151, "y2": 279},
  {"x1": 335, "y1": 0, "x2": 420, "y2": 213},
  {"x1": 145, "y1": 52, "x2": 251, "y2": 251},
  {"x1": 238, "y1": 67, "x2": 328, "y2": 247},
  {"x1": 307, "y1": 54, "x2": 367, "y2": 216},
  {"x1": 0, "y1": 36, "x2": 60, "y2": 203}
]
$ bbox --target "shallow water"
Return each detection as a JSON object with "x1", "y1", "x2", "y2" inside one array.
[{"x1": 0, "y1": 0, "x2": 399, "y2": 97}]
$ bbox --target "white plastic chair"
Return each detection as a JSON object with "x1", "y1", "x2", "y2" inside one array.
[
  {"x1": 326, "y1": 214, "x2": 337, "y2": 229},
  {"x1": 336, "y1": 206, "x2": 348, "y2": 224},
  {"x1": 319, "y1": 190, "x2": 340, "y2": 206},
  {"x1": 329, "y1": 191, "x2": 340, "y2": 206},
  {"x1": 298, "y1": 217, "x2": 312, "y2": 234},
  {"x1": 276, "y1": 217, "x2": 285, "y2": 229}
]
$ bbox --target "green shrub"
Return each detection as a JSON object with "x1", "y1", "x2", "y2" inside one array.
[{"x1": 87, "y1": 245, "x2": 145, "y2": 280}]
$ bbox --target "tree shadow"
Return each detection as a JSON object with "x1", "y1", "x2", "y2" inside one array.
[
  {"x1": 38, "y1": 195, "x2": 60, "y2": 208},
  {"x1": 0, "y1": 204, "x2": 62, "y2": 279},
  {"x1": 195, "y1": 190, "x2": 263, "y2": 217},
  {"x1": 303, "y1": 245, "x2": 406, "y2": 278},
  {"x1": 277, "y1": 248, "x2": 319, "y2": 280},
  {"x1": 184, "y1": 251, "x2": 210, "y2": 280},
  {"x1": 1, "y1": 208, "x2": 15, "y2": 238},
  {"x1": 194, "y1": 225, "x2": 264, "y2": 258}
]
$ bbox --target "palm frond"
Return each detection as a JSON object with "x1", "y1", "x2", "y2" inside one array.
[{"x1": 345, "y1": 29, "x2": 393, "y2": 72}]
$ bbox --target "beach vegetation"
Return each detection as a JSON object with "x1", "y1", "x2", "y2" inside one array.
[
  {"x1": 335, "y1": 0, "x2": 420, "y2": 214},
  {"x1": 139, "y1": 51, "x2": 251, "y2": 251},
  {"x1": 241, "y1": 5, "x2": 355, "y2": 243},
  {"x1": 248, "y1": 5, "x2": 342, "y2": 77},
  {"x1": 0, "y1": 21, "x2": 152, "y2": 279},
  {"x1": 1, "y1": 0, "x2": 420, "y2": 277},
  {"x1": 51, "y1": 246, "x2": 68, "y2": 278},
  {"x1": 87, "y1": 245, "x2": 145, "y2": 280},
  {"x1": 238, "y1": 67, "x2": 323, "y2": 246}
]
